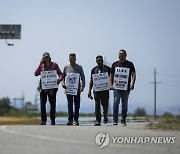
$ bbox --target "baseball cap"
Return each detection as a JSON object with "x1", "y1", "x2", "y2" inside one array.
[{"x1": 43, "y1": 52, "x2": 50, "y2": 58}]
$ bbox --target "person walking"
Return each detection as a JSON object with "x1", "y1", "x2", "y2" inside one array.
[
  {"x1": 34, "y1": 52, "x2": 63, "y2": 125},
  {"x1": 110, "y1": 49, "x2": 136, "y2": 126},
  {"x1": 88, "y1": 55, "x2": 111, "y2": 126},
  {"x1": 62, "y1": 53, "x2": 85, "y2": 126}
]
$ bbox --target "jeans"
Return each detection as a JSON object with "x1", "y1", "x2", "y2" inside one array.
[
  {"x1": 94, "y1": 91, "x2": 109, "y2": 123},
  {"x1": 40, "y1": 89, "x2": 57, "y2": 122},
  {"x1": 113, "y1": 90, "x2": 130, "y2": 122},
  {"x1": 66, "y1": 91, "x2": 80, "y2": 122}
]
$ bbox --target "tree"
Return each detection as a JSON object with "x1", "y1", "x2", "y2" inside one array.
[
  {"x1": 0, "y1": 97, "x2": 11, "y2": 116},
  {"x1": 163, "y1": 112, "x2": 174, "y2": 117},
  {"x1": 134, "y1": 107, "x2": 147, "y2": 116}
]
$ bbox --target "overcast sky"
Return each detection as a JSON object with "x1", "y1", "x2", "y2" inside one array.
[{"x1": 0, "y1": 0, "x2": 180, "y2": 115}]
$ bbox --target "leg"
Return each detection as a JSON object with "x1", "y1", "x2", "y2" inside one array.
[
  {"x1": 66, "y1": 94, "x2": 73, "y2": 123},
  {"x1": 121, "y1": 91, "x2": 130, "y2": 122},
  {"x1": 94, "y1": 92, "x2": 101, "y2": 123},
  {"x1": 113, "y1": 90, "x2": 121, "y2": 123},
  {"x1": 48, "y1": 90, "x2": 57, "y2": 123},
  {"x1": 101, "y1": 91, "x2": 109, "y2": 123},
  {"x1": 40, "y1": 91, "x2": 48, "y2": 123},
  {"x1": 74, "y1": 91, "x2": 80, "y2": 123}
]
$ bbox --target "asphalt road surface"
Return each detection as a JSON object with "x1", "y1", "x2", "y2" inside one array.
[{"x1": 0, "y1": 122, "x2": 179, "y2": 154}]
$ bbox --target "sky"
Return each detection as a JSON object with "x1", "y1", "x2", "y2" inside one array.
[{"x1": 0, "y1": 0, "x2": 180, "y2": 115}]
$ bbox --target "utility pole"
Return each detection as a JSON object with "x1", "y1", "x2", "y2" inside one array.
[
  {"x1": 150, "y1": 68, "x2": 161, "y2": 119},
  {"x1": 12, "y1": 92, "x2": 25, "y2": 111},
  {"x1": 34, "y1": 91, "x2": 39, "y2": 106},
  {"x1": 21, "y1": 92, "x2": 25, "y2": 111}
]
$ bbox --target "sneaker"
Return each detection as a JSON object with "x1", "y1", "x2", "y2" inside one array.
[
  {"x1": 104, "y1": 118, "x2": 108, "y2": 124},
  {"x1": 104, "y1": 121, "x2": 108, "y2": 124},
  {"x1": 104, "y1": 119, "x2": 108, "y2": 124},
  {"x1": 40, "y1": 121, "x2": 46, "y2": 125},
  {"x1": 123, "y1": 123, "x2": 127, "y2": 126},
  {"x1": 51, "y1": 121, "x2": 56, "y2": 125},
  {"x1": 121, "y1": 119, "x2": 127, "y2": 126},
  {"x1": 67, "y1": 121, "x2": 73, "y2": 126},
  {"x1": 113, "y1": 122, "x2": 118, "y2": 125},
  {"x1": 74, "y1": 121, "x2": 79, "y2": 126},
  {"x1": 94, "y1": 122, "x2": 101, "y2": 126}
]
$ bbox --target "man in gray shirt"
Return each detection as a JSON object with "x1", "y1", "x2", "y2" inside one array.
[{"x1": 62, "y1": 53, "x2": 85, "y2": 125}]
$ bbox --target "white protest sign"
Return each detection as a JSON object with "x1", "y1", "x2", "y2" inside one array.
[
  {"x1": 41, "y1": 70, "x2": 58, "y2": 89},
  {"x1": 113, "y1": 67, "x2": 130, "y2": 90},
  {"x1": 65, "y1": 73, "x2": 80, "y2": 95},
  {"x1": 92, "y1": 72, "x2": 110, "y2": 92}
]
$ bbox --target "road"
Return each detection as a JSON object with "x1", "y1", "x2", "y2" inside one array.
[{"x1": 0, "y1": 122, "x2": 179, "y2": 154}]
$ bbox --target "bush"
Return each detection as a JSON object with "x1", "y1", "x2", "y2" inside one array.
[
  {"x1": 162, "y1": 112, "x2": 174, "y2": 118},
  {"x1": 0, "y1": 97, "x2": 11, "y2": 116},
  {"x1": 134, "y1": 107, "x2": 147, "y2": 117}
]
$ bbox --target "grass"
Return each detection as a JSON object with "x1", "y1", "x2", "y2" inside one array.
[
  {"x1": 147, "y1": 115, "x2": 180, "y2": 130},
  {"x1": 0, "y1": 117, "x2": 40, "y2": 125}
]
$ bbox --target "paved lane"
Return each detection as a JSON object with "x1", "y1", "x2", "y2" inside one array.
[{"x1": 0, "y1": 123, "x2": 179, "y2": 154}]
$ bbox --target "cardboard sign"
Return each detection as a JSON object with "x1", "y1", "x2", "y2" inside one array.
[
  {"x1": 92, "y1": 72, "x2": 109, "y2": 92},
  {"x1": 41, "y1": 70, "x2": 58, "y2": 89},
  {"x1": 113, "y1": 67, "x2": 130, "y2": 90},
  {"x1": 65, "y1": 73, "x2": 80, "y2": 95}
]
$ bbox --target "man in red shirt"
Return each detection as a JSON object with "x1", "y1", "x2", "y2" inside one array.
[{"x1": 34, "y1": 52, "x2": 63, "y2": 125}]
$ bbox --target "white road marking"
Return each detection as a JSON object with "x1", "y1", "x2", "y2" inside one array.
[
  {"x1": 1, "y1": 125, "x2": 177, "y2": 152},
  {"x1": 0, "y1": 126, "x2": 93, "y2": 146}
]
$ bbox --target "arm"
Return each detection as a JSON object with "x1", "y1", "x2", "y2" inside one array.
[
  {"x1": 80, "y1": 66, "x2": 85, "y2": 92},
  {"x1": 130, "y1": 72, "x2": 136, "y2": 90},
  {"x1": 88, "y1": 79, "x2": 93, "y2": 100},
  {"x1": 130, "y1": 62, "x2": 136, "y2": 90},
  {"x1": 110, "y1": 73, "x2": 114, "y2": 89},
  {"x1": 61, "y1": 67, "x2": 66, "y2": 89},
  {"x1": 55, "y1": 63, "x2": 63, "y2": 84},
  {"x1": 88, "y1": 69, "x2": 93, "y2": 99},
  {"x1": 110, "y1": 64, "x2": 115, "y2": 89},
  {"x1": 34, "y1": 64, "x2": 42, "y2": 76},
  {"x1": 34, "y1": 58, "x2": 45, "y2": 76}
]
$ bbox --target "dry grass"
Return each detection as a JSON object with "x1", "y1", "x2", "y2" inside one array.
[
  {"x1": 147, "y1": 116, "x2": 180, "y2": 130},
  {"x1": 0, "y1": 117, "x2": 40, "y2": 125}
]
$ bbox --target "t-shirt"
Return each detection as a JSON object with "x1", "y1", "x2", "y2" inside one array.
[
  {"x1": 111, "y1": 60, "x2": 135, "y2": 91},
  {"x1": 90, "y1": 65, "x2": 111, "y2": 92},
  {"x1": 63, "y1": 63, "x2": 85, "y2": 89}
]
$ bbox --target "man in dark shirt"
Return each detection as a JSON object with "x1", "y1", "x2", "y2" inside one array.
[
  {"x1": 110, "y1": 49, "x2": 136, "y2": 126},
  {"x1": 88, "y1": 55, "x2": 111, "y2": 126}
]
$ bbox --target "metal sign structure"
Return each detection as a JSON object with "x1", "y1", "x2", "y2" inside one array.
[{"x1": 0, "y1": 24, "x2": 21, "y2": 46}]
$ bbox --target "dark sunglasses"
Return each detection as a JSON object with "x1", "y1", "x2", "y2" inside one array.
[{"x1": 97, "y1": 59, "x2": 103, "y2": 62}]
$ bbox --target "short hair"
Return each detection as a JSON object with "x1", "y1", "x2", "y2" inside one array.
[
  {"x1": 119, "y1": 49, "x2": 127, "y2": 55},
  {"x1": 69, "y1": 53, "x2": 76, "y2": 57},
  {"x1": 96, "y1": 55, "x2": 103, "y2": 59}
]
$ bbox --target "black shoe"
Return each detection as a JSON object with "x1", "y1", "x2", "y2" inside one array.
[
  {"x1": 94, "y1": 122, "x2": 101, "y2": 126},
  {"x1": 74, "y1": 121, "x2": 79, "y2": 126},
  {"x1": 41, "y1": 121, "x2": 46, "y2": 125},
  {"x1": 67, "y1": 121, "x2": 73, "y2": 126},
  {"x1": 51, "y1": 121, "x2": 55, "y2": 125},
  {"x1": 104, "y1": 118, "x2": 108, "y2": 124}
]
